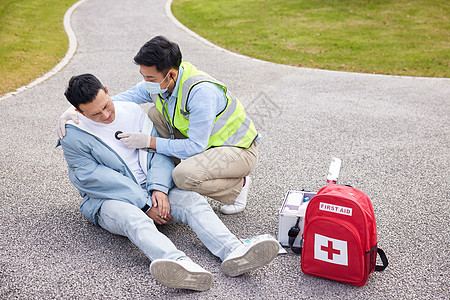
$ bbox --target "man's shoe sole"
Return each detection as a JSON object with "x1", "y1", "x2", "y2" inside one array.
[
  {"x1": 150, "y1": 259, "x2": 213, "y2": 291},
  {"x1": 221, "y1": 239, "x2": 279, "y2": 277}
]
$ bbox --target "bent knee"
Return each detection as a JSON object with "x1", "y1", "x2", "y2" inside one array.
[
  {"x1": 169, "y1": 188, "x2": 209, "y2": 209},
  {"x1": 147, "y1": 105, "x2": 161, "y2": 122},
  {"x1": 172, "y1": 165, "x2": 201, "y2": 190}
]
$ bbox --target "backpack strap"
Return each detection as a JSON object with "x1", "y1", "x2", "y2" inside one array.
[
  {"x1": 375, "y1": 248, "x2": 388, "y2": 271},
  {"x1": 288, "y1": 217, "x2": 302, "y2": 254}
]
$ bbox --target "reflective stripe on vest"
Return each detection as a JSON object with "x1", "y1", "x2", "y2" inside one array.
[{"x1": 180, "y1": 75, "x2": 241, "y2": 137}]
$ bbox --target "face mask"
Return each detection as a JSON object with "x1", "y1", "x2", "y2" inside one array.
[{"x1": 143, "y1": 72, "x2": 171, "y2": 94}]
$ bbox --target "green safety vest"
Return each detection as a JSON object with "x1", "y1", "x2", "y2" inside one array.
[{"x1": 153, "y1": 62, "x2": 257, "y2": 149}]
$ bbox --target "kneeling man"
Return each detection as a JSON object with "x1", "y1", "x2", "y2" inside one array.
[{"x1": 58, "y1": 74, "x2": 279, "y2": 291}]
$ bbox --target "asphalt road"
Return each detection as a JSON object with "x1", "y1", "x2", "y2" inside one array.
[{"x1": 0, "y1": 0, "x2": 449, "y2": 299}]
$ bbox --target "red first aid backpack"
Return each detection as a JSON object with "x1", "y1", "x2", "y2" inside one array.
[{"x1": 301, "y1": 185, "x2": 388, "y2": 286}]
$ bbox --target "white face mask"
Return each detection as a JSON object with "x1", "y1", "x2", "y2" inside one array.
[{"x1": 143, "y1": 72, "x2": 171, "y2": 94}]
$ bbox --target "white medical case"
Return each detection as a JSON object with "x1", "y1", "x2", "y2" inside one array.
[
  {"x1": 278, "y1": 157, "x2": 341, "y2": 249},
  {"x1": 278, "y1": 190, "x2": 317, "y2": 248}
]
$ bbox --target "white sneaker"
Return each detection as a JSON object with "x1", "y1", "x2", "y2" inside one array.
[
  {"x1": 220, "y1": 177, "x2": 251, "y2": 215},
  {"x1": 221, "y1": 236, "x2": 279, "y2": 277},
  {"x1": 150, "y1": 259, "x2": 213, "y2": 291}
]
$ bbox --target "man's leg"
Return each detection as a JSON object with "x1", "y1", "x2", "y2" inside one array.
[
  {"x1": 168, "y1": 188, "x2": 242, "y2": 260},
  {"x1": 172, "y1": 140, "x2": 258, "y2": 204},
  {"x1": 97, "y1": 200, "x2": 187, "y2": 261},
  {"x1": 98, "y1": 200, "x2": 212, "y2": 291},
  {"x1": 168, "y1": 188, "x2": 279, "y2": 276}
]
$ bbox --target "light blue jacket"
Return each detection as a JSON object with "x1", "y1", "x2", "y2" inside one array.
[{"x1": 59, "y1": 121, "x2": 174, "y2": 225}]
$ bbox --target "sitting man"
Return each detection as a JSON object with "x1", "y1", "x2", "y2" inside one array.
[{"x1": 58, "y1": 74, "x2": 279, "y2": 291}]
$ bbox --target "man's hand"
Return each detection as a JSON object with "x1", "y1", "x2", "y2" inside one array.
[
  {"x1": 146, "y1": 206, "x2": 173, "y2": 225},
  {"x1": 56, "y1": 106, "x2": 79, "y2": 139},
  {"x1": 150, "y1": 136, "x2": 157, "y2": 150},
  {"x1": 118, "y1": 132, "x2": 150, "y2": 149},
  {"x1": 152, "y1": 190, "x2": 171, "y2": 219}
]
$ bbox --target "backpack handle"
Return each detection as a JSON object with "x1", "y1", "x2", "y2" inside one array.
[{"x1": 375, "y1": 248, "x2": 388, "y2": 271}]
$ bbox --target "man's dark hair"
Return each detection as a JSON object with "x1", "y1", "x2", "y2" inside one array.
[
  {"x1": 64, "y1": 74, "x2": 106, "y2": 111},
  {"x1": 133, "y1": 36, "x2": 182, "y2": 73}
]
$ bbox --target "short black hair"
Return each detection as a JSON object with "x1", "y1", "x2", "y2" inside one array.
[
  {"x1": 133, "y1": 36, "x2": 182, "y2": 73},
  {"x1": 64, "y1": 74, "x2": 106, "y2": 111}
]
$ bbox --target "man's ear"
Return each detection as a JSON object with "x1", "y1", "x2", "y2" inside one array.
[
  {"x1": 104, "y1": 86, "x2": 109, "y2": 94},
  {"x1": 169, "y1": 69, "x2": 178, "y2": 79}
]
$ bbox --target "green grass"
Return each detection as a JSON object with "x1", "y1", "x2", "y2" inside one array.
[
  {"x1": 0, "y1": 0, "x2": 78, "y2": 96},
  {"x1": 172, "y1": 0, "x2": 449, "y2": 77},
  {"x1": 0, "y1": 1, "x2": 447, "y2": 97}
]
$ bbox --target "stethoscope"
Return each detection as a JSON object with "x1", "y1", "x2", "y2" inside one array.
[
  {"x1": 159, "y1": 74, "x2": 177, "y2": 140},
  {"x1": 159, "y1": 95, "x2": 175, "y2": 140}
]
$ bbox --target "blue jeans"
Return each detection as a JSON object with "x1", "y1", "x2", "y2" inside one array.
[{"x1": 97, "y1": 188, "x2": 242, "y2": 261}]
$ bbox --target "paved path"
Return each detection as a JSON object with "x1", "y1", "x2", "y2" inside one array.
[{"x1": 0, "y1": 0, "x2": 449, "y2": 298}]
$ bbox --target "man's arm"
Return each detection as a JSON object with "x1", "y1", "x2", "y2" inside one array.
[
  {"x1": 111, "y1": 81, "x2": 152, "y2": 104},
  {"x1": 152, "y1": 83, "x2": 225, "y2": 159}
]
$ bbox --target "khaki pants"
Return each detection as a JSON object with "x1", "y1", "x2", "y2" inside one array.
[{"x1": 148, "y1": 106, "x2": 258, "y2": 204}]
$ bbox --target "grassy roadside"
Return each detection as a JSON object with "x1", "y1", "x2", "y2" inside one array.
[
  {"x1": 0, "y1": 0, "x2": 78, "y2": 97},
  {"x1": 172, "y1": 0, "x2": 449, "y2": 78}
]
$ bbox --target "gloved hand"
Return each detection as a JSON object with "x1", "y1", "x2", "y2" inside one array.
[
  {"x1": 56, "y1": 106, "x2": 78, "y2": 139},
  {"x1": 118, "y1": 132, "x2": 151, "y2": 149}
]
